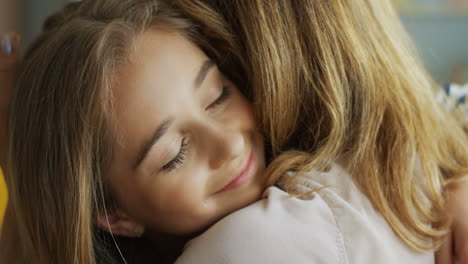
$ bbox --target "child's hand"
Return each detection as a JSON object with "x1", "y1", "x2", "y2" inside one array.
[
  {"x1": 0, "y1": 33, "x2": 20, "y2": 169},
  {"x1": 436, "y1": 181, "x2": 468, "y2": 264}
]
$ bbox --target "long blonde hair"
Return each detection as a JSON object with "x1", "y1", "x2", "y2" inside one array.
[{"x1": 210, "y1": 0, "x2": 468, "y2": 251}]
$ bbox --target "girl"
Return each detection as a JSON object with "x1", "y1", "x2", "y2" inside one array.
[{"x1": 1, "y1": 0, "x2": 467, "y2": 263}]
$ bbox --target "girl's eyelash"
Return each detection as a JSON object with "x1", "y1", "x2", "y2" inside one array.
[
  {"x1": 162, "y1": 140, "x2": 190, "y2": 171},
  {"x1": 207, "y1": 85, "x2": 232, "y2": 109},
  {"x1": 161, "y1": 85, "x2": 231, "y2": 173}
]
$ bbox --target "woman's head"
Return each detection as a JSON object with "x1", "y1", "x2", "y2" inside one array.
[
  {"x1": 216, "y1": 0, "x2": 468, "y2": 251},
  {"x1": 8, "y1": 0, "x2": 264, "y2": 262}
]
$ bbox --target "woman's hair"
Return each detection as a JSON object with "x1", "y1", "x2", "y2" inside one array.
[
  {"x1": 211, "y1": 0, "x2": 468, "y2": 251},
  {"x1": 7, "y1": 0, "x2": 241, "y2": 263}
]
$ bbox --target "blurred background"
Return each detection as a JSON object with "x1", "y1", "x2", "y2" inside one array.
[
  {"x1": 0, "y1": 0, "x2": 468, "y2": 222},
  {"x1": 395, "y1": 0, "x2": 468, "y2": 84},
  {"x1": 0, "y1": 0, "x2": 467, "y2": 83},
  {"x1": 1, "y1": 0, "x2": 467, "y2": 84}
]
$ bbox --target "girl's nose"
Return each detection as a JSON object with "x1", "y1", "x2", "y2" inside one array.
[{"x1": 201, "y1": 123, "x2": 245, "y2": 170}]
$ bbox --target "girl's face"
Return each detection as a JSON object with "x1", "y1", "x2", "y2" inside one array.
[{"x1": 106, "y1": 29, "x2": 266, "y2": 235}]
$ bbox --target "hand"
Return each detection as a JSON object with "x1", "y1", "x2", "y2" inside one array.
[
  {"x1": 0, "y1": 33, "x2": 20, "y2": 169},
  {"x1": 436, "y1": 180, "x2": 468, "y2": 264}
]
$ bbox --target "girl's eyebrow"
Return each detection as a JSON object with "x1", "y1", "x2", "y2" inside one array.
[
  {"x1": 134, "y1": 117, "x2": 174, "y2": 169},
  {"x1": 133, "y1": 60, "x2": 215, "y2": 169},
  {"x1": 195, "y1": 60, "x2": 215, "y2": 89}
]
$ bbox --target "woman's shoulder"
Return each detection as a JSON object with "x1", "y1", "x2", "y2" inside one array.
[
  {"x1": 176, "y1": 186, "x2": 346, "y2": 264},
  {"x1": 176, "y1": 161, "x2": 434, "y2": 264},
  {"x1": 278, "y1": 161, "x2": 435, "y2": 264}
]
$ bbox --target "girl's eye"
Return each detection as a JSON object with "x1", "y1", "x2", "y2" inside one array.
[
  {"x1": 206, "y1": 85, "x2": 232, "y2": 110},
  {"x1": 161, "y1": 86, "x2": 231, "y2": 172},
  {"x1": 162, "y1": 139, "x2": 190, "y2": 172}
]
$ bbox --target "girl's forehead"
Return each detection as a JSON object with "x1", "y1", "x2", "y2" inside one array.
[
  {"x1": 113, "y1": 29, "x2": 207, "y2": 96},
  {"x1": 113, "y1": 31, "x2": 201, "y2": 98},
  {"x1": 107, "y1": 29, "x2": 212, "y2": 164}
]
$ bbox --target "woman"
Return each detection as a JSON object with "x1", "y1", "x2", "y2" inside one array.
[{"x1": 1, "y1": 0, "x2": 467, "y2": 263}]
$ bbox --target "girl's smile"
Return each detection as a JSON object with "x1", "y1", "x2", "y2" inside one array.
[{"x1": 214, "y1": 150, "x2": 258, "y2": 194}]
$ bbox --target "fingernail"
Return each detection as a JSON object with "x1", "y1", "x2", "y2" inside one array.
[{"x1": 1, "y1": 35, "x2": 14, "y2": 55}]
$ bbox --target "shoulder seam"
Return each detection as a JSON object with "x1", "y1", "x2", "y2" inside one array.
[{"x1": 317, "y1": 190, "x2": 349, "y2": 264}]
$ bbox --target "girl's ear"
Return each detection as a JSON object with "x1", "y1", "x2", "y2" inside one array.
[{"x1": 96, "y1": 209, "x2": 145, "y2": 238}]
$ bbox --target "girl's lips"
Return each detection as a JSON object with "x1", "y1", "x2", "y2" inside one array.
[{"x1": 215, "y1": 151, "x2": 257, "y2": 194}]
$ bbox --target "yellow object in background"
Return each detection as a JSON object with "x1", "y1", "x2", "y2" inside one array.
[{"x1": 0, "y1": 169, "x2": 7, "y2": 228}]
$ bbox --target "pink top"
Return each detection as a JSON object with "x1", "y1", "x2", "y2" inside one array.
[{"x1": 176, "y1": 161, "x2": 434, "y2": 264}]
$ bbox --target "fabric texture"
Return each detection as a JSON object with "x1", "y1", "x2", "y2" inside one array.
[{"x1": 176, "y1": 161, "x2": 434, "y2": 264}]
